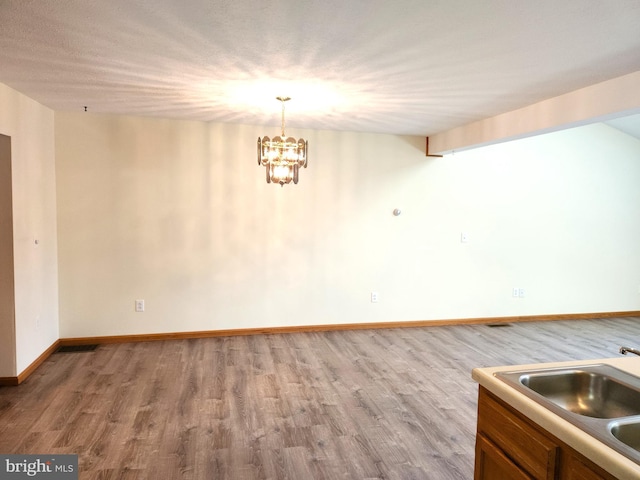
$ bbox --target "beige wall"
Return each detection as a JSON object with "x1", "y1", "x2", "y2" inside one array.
[
  {"x1": 0, "y1": 83, "x2": 59, "y2": 376},
  {"x1": 55, "y1": 112, "x2": 640, "y2": 338},
  {"x1": 0, "y1": 134, "x2": 16, "y2": 376}
]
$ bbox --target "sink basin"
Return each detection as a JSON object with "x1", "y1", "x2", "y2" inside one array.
[
  {"x1": 495, "y1": 364, "x2": 640, "y2": 467},
  {"x1": 610, "y1": 421, "x2": 640, "y2": 451},
  {"x1": 519, "y1": 368, "x2": 640, "y2": 418}
]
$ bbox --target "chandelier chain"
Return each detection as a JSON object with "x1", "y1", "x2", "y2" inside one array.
[{"x1": 276, "y1": 96, "x2": 290, "y2": 137}]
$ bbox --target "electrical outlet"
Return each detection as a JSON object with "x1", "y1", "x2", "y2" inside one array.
[
  {"x1": 512, "y1": 287, "x2": 526, "y2": 298},
  {"x1": 460, "y1": 232, "x2": 469, "y2": 243},
  {"x1": 371, "y1": 292, "x2": 379, "y2": 303},
  {"x1": 135, "y1": 299, "x2": 145, "y2": 312}
]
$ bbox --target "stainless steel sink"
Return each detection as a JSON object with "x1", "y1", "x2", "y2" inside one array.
[
  {"x1": 610, "y1": 420, "x2": 640, "y2": 451},
  {"x1": 495, "y1": 364, "x2": 640, "y2": 466},
  {"x1": 518, "y1": 368, "x2": 640, "y2": 418}
]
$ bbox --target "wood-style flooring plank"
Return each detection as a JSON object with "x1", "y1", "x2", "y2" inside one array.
[{"x1": 1, "y1": 316, "x2": 640, "y2": 479}]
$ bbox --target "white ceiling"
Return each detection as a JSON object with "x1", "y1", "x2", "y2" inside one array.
[{"x1": 1, "y1": 0, "x2": 640, "y2": 137}]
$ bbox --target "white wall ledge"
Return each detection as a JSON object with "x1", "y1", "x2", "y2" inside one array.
[{"x1": 429, "y1": 71, "x2": 640, "y2": 155}]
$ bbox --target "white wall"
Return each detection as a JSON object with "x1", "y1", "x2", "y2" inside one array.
[
  {"x1": 429, "y1": 125, "x2": 640, "y2": 318},
  {"x1": 0, "y1": 83, "x2": 59, "y2": 376},
  {"x1": 55, "y1": 112, "x2": 640, "y2": 338}
]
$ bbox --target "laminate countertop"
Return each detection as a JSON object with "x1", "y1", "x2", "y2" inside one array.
[{"x1": 472, "y1": 356, "x2": 640, "y2": 479}]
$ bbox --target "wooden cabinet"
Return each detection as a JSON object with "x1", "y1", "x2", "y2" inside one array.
[
  {"x1": 476, "y1": 433, "x2": 533, "y2": 479},
  {"x1": 475, "y1": 387, "x2": 617, "y2": 480},
  {"x1": 477, "y1": 385, "x2": 558, "y2": 479},
  {"x1": 560, "y1": 453, "x2": 616, "y2": 480}
]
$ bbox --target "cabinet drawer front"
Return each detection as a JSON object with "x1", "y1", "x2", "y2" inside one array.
[
  {"x1": 475, "y1": 433, "x2": 534, "y2": 480},
  {"x1": 478, "y1": 390, "x2": 558, "y2": 480}
]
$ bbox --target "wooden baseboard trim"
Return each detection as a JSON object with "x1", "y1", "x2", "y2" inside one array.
[
  {"x1": 0, "y1": 376, "x2": 19, "y2": 386},
  {"x1": 5, "y1": 311, "x2": 637, "y2": 386},
  {"x1": 59, "y1": 310, "x2": 640, "y2": 346},
  {"x1": 0, "y1": 339, "x2": 60, "y2": 386}
]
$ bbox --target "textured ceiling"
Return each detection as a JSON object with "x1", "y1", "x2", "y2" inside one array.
[{"x1": 1, "y1": 0, "x2": 640, "y2": 136}]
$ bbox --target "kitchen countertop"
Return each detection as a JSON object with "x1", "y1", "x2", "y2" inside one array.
[{"x1": 472, "y1": 356, "x2": 640, "y2": 479}]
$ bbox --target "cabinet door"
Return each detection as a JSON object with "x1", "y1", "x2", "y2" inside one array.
[
  {"x1": 475, "y1": 433, "x2": 533, "y2": 480},
  {"x1": 478, "y1": 388, "x2": 559, "y2": 479},
  {"x1": 563, "y1": 453, "x2": 617, "y2": 480}
]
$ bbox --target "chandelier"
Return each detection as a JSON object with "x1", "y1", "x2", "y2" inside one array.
[{"x1": 257, "y1": 97, "x2": 308, "y2": 186}]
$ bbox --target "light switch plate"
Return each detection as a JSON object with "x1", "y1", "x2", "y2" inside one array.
[{"x1": 135, "y1": 299, "x2": 145, "y2": 312}]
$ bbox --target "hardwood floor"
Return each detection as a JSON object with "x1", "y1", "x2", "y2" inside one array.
[{"x1": 1, "y1": 317, "x2": 639, "y2": 479}]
